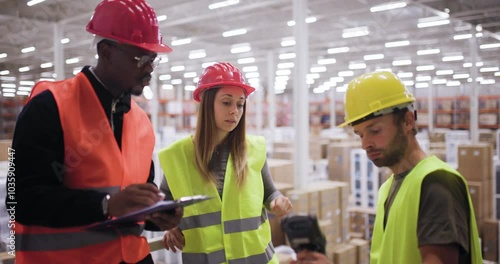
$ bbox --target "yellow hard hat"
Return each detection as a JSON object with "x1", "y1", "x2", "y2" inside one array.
[{"x1": 338, "y1": 71, "x2": 415, "y2": 127}]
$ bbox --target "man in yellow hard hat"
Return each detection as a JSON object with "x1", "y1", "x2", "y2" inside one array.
[{"x1": 339, "y1": 71, "x2": 482, "y2": 264}]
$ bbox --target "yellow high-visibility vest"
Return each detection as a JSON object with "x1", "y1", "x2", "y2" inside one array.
[
  {"x1": 159, "y1": 135, "x2": 278, "y2": 264},
  {"x1": 371, "y1": 156, "x2": 482, "y2": 264}
]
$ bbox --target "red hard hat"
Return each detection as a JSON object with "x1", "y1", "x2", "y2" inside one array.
[
  {"x1": 193, "y1": 62, "x2": 256, "y2": 102},
  {"x1": 86, "y1": 0, "x2": 172, "y2": 53}
]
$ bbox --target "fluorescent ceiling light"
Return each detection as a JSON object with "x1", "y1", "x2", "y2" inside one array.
[
  {"x1": 310, "y1": 66, "x2": 327, "y2": 73},
  {"x1": 41, "y1": 62, "x2": 53, "y2": 68},
  {"x1": 328, "y1": 47, "x2": 349, "y2": 54},
  {"x1": 416, "y1": 65, "x2": 435, "y2": 71},
  {"x1": 453, "y1": 73, "x2": 469, "y2": 79},
  {"x1": 65, "y1": 57, "x2": 79, "y2": 64},
  {"x1": 442, "y1": 55, "x2": 463, "y2": 62},
  {"x1": 22, "y1": 46, "x2": 35, "y2": 53},
  {"x1": 246, "y1": 72, "x2": 260, "y2": 79},
  {"x1": 480, "y1": 67, "x2": 499, "y2": 72},
  {"x1": 403, "y1": 80, "x2": 414, "y2": 86},
  {"x1": 0, "y1": 70, "x2": 10, "y2": 75},
  {"x1": 202, "y1": 62, "x2": 215, "y2": 68},
  {"x1": 27, "y1": 0, "x2": 46, "y2": 6},
  {"x1": 331, "y1": 77, "x2": 344, "y2": 83},
  {"x1": 416, "y1": 75, "x2": 431, "y2": 82},
  {"x1": 238, "y1": 57, "x2": 255, "y2": 64},
  {"x1": 436, "y1": 70, "x2": 454, "y2": 75},
  {"x1": 209, "y1": 0, "x2": 239, "y2": 9},
  {"x1": 242, "y1": 66, "x2": 258, "y2": 72},
  {"x1": 349, "y1": 63, "x2": 367, "y2": 70},
  {"x1": 281, "y1": 38, "x2": 295, "y2": 47},
  {"x1": 19, "y1": 67, "x2": 30, "y2": 72},
  {"x1": 162, "y1": 84, "x2": 174, "y2": 90},
  {"x1": 446, "y1": 81, "x2": 460, "y2": 86},
  {"x1": 171, "y1": 79, "x2": 182, "y2": 85},
  {"x1": 342, "y1": 26, "x2": 369, "y2": 38},
  {"x1": 495, "y1": 72, "x2": 500, "y2": 76},
  {"x1": 432, "y1": 79, "x2": 447, "y2": 84},
  {"x1": 183, "y1": 72, "x2": 197, "y2": 78},
  {"x1": 230, "y1": 43, "x2": 251, "y2": 54},
  {"x1": 370, "y1": 2, "x2": 407, "y2": 12},
  {"x1": 222, "y1": 28, "x2": 247, "y2": 37},
  {"x1": 480, "y1": 79, "x2": 495, "y2": 85},
  {"x1": 415, "y1": 83, "x2": 429, "y2": 89},
  {"x1": 453, "y1": 34, "x2": 472, "y2": 40},
  {"x1": 73, "y1": 67, "x2": 82, "y2": 75},
  {"x1": 60, "y1": 38, "x2": 70, "y2": 44},
  {"x1": 336, "y1": 84, "x2": 348, "y2": 93},
  {"x1": 278, "y1": 62, "x2": 294, "y2": 69},
  {"x1": 480, "y1": 43, "x2": 500, "y2": 49},
  {"x1": 189, "y1": 49, "x2": 206, "y2": 59},
  {"x1": 276, "y1": 70, "x2": 291, "y2": 76},
  {"x1": 0, "y1": 53, "x2": 6, "y2": 59},
  {"x1": 20, "y1": 81, "x2": 34, "y2": 86},
  {"x1": 159, "y1": 74, "x2": 171, "y2": 81},
  {"x1": 417, "y1": 48, "x2": 440, "y2": 55},
  {"x1": 397, "y1": 72, "x2": 413, "y2": 78},
  {"x1": 385, "y1": 40, "x2": 410, "y2": 48},
  {"x1": 157, "y1": 15, "x2": 167, "y2": 22},
  {"x1": 171, "y1": 65, "x2": 185, "y2": 72},
  {"x1": 184, "y1": 85, "x2": 196, "y2": 91},
  {"x1": 279, "y1": 53, "x2": 296, "y2": 60},
  {"x1": 317, "y1": 58, "x2": 336, "y2": 65},
  {"x1": 2, "y1": 88, "x2": 16, "y2": 93},
  {"x1": 463, "y1": 62, "x2": 483, "y2": 68},
  {"x1": 417, "y1": 18, "x2": 450, "y2": 28},
  {"x1": 171, "y1": 38, "x2": 191, "y2": 46},
  {"x1": 307, "y1": 73, "x2": 320, "y2": 79},
  {"x1": 18, "y1": 86, "x2": 32, "y2": 91},
  {"x1": 338, "y1": 71, "x2": 354, "y2": 77},
  {"x1": 1, "y1": 84, "x2": 16, "y2": 88},
  {"x1": 392, "y1": 59, "x2": 412, "y2": 66},
  {"x1": 3, "y1": 93, "x2": 15, "y2": 97},
  {"x1": 364, "y1": 53, "x2": 384, "y2": 60}
]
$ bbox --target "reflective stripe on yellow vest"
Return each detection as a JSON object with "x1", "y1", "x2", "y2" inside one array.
[
  {"x1": 159, "y1": 135, "x2": 278, "y2": 264},
  {"x1": 370, "y1": 156, "x2": 482, "y2": 264},
  {"x1": 15, "y1": 73, "x2": 154, "y2": 264}
]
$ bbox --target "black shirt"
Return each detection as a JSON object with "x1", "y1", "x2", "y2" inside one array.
[{"x1": 7, "y1": 66, "x2": 156, "y2": 228}]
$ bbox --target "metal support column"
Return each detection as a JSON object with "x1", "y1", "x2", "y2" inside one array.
[
  {"x1": 267, "y1": 51, "x2": 276, "y2": 140},
  {"x1": 330, "y1": 88, "x2": 336, "y2": 128},
  {"x1": 150, "y1": 71, "x2": 159, "y2": 137},
  {"x1": 293, "y1": 0, "x2": 309, "y2": 190},
  {"x1": 53, "y1": 22, "x2": 64, "y2": 80},
  {"x1": 469, "y1": 27, "x2": 479, "y2": 144}
]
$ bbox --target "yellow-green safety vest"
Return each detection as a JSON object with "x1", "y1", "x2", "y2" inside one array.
[
  {"x1": 158, "y1": 135, "x2": 278, "y2": 264},
  {"x1": 370, "y1": 156, "x2": 482, "y2": 264}
]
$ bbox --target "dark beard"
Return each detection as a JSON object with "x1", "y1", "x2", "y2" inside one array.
[{"x1": 372, "y1": 125, "x2": 407, "y2": 167}]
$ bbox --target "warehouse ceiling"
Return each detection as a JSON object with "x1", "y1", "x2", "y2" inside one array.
[{"x1": 0, "y1": 0, "x2": 499, "y2": 98}]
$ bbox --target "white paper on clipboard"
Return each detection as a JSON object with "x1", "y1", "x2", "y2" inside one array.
[{"x1": 88, "y1": 195, "x2": 213, "y2": 230}]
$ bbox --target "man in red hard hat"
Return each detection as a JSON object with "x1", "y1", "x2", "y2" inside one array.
[{"x1": 8, "y1": 1, "x2": 182, "y2": 263}]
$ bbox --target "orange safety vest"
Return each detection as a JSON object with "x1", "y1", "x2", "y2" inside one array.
[{"x1": 15, "y1": 72, "x2": 155, "y2": 264}]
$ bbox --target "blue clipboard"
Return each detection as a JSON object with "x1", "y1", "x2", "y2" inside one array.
[{"x1": 88, "y1": 195, "x2": 213, "y2": 230}]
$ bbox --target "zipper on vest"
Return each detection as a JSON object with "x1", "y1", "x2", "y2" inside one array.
[{"x1": 110, "y1": 99, "x2": 118, "y2": 132}]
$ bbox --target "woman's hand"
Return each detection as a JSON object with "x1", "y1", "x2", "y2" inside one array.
[
  {"x1": 162, "y1": 227, "x2": 185, "y2": 253},
  {"x1": 270, "y1": 195, "x2": 292, "y2": 217}
]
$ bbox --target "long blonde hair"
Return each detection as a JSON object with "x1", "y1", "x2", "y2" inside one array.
[{"x1": 193, "y1": 87, "x2": 248, "y2": 189}]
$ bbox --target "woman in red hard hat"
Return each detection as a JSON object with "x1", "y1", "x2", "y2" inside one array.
[
  {"x1": 158, "y1": 62, "x2": 293, "y2": 264},
  {"x1": 11, "y1": 1, "x2": 182, "y2": 264}
]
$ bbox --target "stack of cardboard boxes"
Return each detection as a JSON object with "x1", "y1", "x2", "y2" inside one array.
[{"x1": 457, "y1": 143, "x2": 499, "y2": 262}]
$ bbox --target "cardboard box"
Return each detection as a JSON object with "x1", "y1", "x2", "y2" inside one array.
[
  {"x1": 287, "y1": 189, "x2": 310, "y2": 215},
  {"x1": 273, "y1": 147, "x2": 294, "y2": 160},
  {"x1": 327, "y1": 143, "x2": 360, "y2": 184},
  {"x1": 268, "y1": 159, "x2": 295, "y2": 186},
  {"x1": 458, "y1": 144, "x2": 493, "y2": 182},
  {"x1": 482, "y1": 219, "x2": 499, "y2": 261},
  {"x1": 329, "y1": 243, "x2": 357, "y2": 264},
  {"x1": 0, "y1": 140, "x2": 12, "y2": 161},
  {"x1": 349, "y1": 238, "x2": 370, "y2": 264}
]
